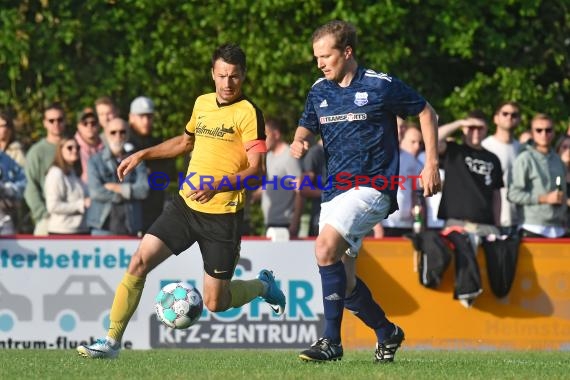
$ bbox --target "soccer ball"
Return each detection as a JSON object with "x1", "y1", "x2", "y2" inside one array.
[{"x1": 154, "y1": 282, "x2": 203, "y2": 329}]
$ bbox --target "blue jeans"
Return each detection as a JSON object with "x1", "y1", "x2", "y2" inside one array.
[{"x1": 91, "y1": 228, "x2": 113, "y2": 236}]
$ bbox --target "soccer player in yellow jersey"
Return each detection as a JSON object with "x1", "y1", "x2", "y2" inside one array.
[{"x1": 77, "y1": 43, "x2": 286, "y2": 359}]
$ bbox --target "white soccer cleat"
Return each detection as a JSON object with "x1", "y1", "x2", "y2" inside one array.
[{"x1": 77, "y1": 338, "x2": 120, "y2": 359}]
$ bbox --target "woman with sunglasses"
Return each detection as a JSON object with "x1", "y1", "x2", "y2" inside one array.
[{"x1": 44, "y1": 136, "x2": 90, "y2": 235}]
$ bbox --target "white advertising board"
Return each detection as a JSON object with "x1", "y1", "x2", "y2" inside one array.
[{"x1": 0, "y1": 238, "x2": 323, "y2": 350}]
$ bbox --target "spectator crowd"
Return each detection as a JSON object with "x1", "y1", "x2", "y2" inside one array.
[
  {"x1": 0, "y1": 96, "x2": 170, "y2": 237},
  {"x1": 1, "y1": 100, "x2": 570, "y2": 241}
]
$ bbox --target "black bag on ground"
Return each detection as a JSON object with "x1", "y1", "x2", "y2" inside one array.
[
  {"x1": 407, "y1": 230, "x2": 451, "y2": 288},
  {"x1": 445, "y1": 231, "x2": 482, "y2": 301},
  {"x1": 481, "y1": 235, "x2": 520, "y2": 298}
]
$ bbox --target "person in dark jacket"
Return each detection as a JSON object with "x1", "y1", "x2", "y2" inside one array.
[{"x1": 127, "y1": 96, "x2": 176, "y2": 232}]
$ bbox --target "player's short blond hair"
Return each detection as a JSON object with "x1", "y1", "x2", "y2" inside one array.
[{"x1": 312, "y1": 20, "x2": 358, "y2": 57}]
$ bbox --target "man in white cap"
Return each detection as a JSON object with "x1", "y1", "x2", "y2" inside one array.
[
  {"x1": 129, "y1": 96, "x2": 154, "y2": 137},
  {"x1": 128, "y1": 96, "x2": 176, "y2": 232}
]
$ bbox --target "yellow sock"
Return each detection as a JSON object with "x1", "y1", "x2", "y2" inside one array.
[
  {"x1": 108, "y1": 273, "x2": 145, "y2": 342},
  {"x1": 229, "y1": 279, "x2": 264, "y2": 308}
]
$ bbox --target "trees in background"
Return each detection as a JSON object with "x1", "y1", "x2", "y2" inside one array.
[{"x1": 1, "y1": 0, "x2": 569, "y2": 146}]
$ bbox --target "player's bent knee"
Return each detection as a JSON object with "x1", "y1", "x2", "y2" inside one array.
[
  {"x1": 203, "y1": 296, "x2": 229, "y2": 312},
  {"x1": 315, "y1": 239, "x2": 340, "y2": 265}
]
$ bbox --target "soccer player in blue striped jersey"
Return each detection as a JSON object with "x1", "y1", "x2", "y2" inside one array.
[{"x1": 291, "y1": 20, "x2": 441, "y2": 363}]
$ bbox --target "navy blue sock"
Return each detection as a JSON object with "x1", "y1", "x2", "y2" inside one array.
[
  {"x1": 344, "y1": 277, "x2": 394, "y2": 342},
  {"x1": 318, "y1": 261, "x2": 346, "y2": 345}
]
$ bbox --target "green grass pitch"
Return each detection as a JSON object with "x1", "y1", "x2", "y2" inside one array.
[{"x1": 1, "y1": 349, "x2": 569, "y2": 379}]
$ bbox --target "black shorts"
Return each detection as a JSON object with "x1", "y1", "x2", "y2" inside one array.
[{"x1": 147, "y1": 194, "x2": 242, "y2": 280}]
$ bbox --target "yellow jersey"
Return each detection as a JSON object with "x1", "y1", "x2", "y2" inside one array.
[{"x1": 180, "y1": 93, "x2": 265, "y2": 214}]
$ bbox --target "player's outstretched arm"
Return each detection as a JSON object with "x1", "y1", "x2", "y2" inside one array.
[{"x1": 117, "y1": 133, "x2": 194, "y2": 181}]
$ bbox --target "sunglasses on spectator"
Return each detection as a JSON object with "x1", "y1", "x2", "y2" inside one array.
[
  {"x1": 47, "y1": 117, "x2": 64, "y2": 124},
  {"x1": 82, "y1": 120, "x2": 98, "y2": 127},
  {"x1": 533, "y1": 128, "x2": 553, "y2": 134},
  {"x1": 467, "y1": 125, "x2": 484, "y2": 131},
  {"x1": 109, "y1": 130, "x2": 127, "y2": 136},
  {"x1": 501, "y1": 111, "x2": 519, "y2": 118},
  {"x1": 65, "y1": 145, "x2": 79, "y2": 152}
]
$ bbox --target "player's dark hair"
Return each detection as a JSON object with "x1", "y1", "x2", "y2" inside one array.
[
  {"x1": 212, "y1": 43, "x2": 246, "y2": 73},
  {"x1": 312, "y1": 20, "x2": 358, "y2": 57}
]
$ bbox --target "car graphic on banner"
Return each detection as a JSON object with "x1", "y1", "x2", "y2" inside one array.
[
  {"x1": 43, "y1": 275, "x2": 136, "y2": 332},
  {"x1": 0, "y1": 281, "x2": 33, "y2": 332}
]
